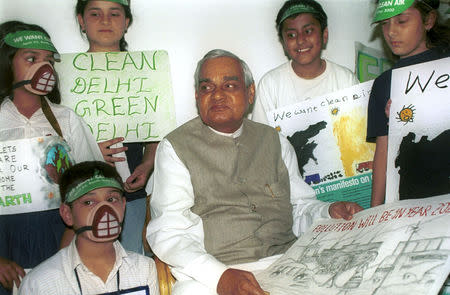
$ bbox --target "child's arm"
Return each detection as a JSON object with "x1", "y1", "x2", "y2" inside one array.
[
  {"x1": 371, "y1": 135, "x2": 388, "y2": 207},
  {"x1": 0, "y1": 257, "x2": 25, "y2": 290}
]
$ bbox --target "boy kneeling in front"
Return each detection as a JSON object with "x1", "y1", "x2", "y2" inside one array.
[{"x1": 19, "y1": 161, "x2": 159, "y2": 295}]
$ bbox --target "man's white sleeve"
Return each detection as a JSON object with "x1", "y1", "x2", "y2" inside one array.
[
  {"x1": 146, "y1": 139, "x2": 228, "y2": 292},
  {"x1": 279, "y1": 135, "x2": 331, "y2": 237}
]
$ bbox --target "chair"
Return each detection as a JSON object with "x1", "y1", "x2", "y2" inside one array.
[
  {"x1": 155, "y1": 256, "x2": 175, "y2": 295},
  {"x1": 143, "y1": 194, "x2": 175, "y2": 294}
]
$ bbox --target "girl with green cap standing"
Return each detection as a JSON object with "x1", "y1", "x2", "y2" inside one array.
[
  {"x1": 0, "y1": 21, "x2": 103, "y2": 294},
  {"x1": 65, "y1": 0, "x2": 157, "y2": 255},
  {"x1": 367, "y1": 0, "x2": 450, "y2": 207}
]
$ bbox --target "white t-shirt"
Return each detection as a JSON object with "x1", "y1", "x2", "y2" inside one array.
[
  {"x1": 252, "y1": 60, "x2": 359, "y2": 124},
  {"x1": 0, "y1": 97, "x2": 103, "y2": 163}
]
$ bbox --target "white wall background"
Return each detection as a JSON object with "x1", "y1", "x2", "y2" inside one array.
[{"x1": 1, "y1": 0, "x2": 389, "y2": 126}]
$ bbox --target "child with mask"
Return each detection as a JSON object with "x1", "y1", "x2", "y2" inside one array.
[
  {"x1": 18, "y1": 161, "x2": 159, "y2": 294},
  {"x1": 0, "y1": 21, "x2": 103, "y2": 294}
]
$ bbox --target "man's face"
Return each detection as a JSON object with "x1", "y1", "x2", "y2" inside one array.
[
  {"x1": 196, "y1": 56, "x2": 255, "y2": 133},
  {"x1": 281, "y1": 13, "x2": 328, "y2": 70}
]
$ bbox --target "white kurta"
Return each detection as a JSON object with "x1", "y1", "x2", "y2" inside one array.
[{"x1": 147, "y1": 124, "x2": 331, "y2": 293}]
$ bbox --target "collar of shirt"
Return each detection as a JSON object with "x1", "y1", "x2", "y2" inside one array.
[
  {"x1": 208, "y1": 123, "x2": 243, "y2": 138},
  {"x1": 66, "y1": 237, "x2": 129, "y2": 285}
]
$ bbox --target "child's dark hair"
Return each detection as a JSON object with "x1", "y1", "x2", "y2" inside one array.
[
  {"x1": 0, "y1": 21, "x2": 61, "y2": 104},
  {"x1": 59, "y1": 161, "x2": 124, "y2": 204},
  {"x1": 276, "y1": 0, "x2": 328, "y2": 41},
  {"x1": 414, "y1": 0, "x2": 450, "y2": 50},
  {"x1": 75, "y1": 0, "x2": 133, "y2": 51}
]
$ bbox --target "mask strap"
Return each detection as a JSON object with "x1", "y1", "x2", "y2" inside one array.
[
  {"x1": 74, "y1": 226, "x2": 92, "y2": 235},
  {"x1": 40, "y1": 96, "x2": 64, "y2": 138},
  {"x1": 12, "y1": 80, "x2": 32, "y2": 90}
]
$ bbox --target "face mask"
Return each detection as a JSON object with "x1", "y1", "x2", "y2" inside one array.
[
  {"x1": 13, "y1": 61, "x2": 56, "y2": 95},
  {"x1": 75, "y1": 201, "x2": 124, "y2": 242}
]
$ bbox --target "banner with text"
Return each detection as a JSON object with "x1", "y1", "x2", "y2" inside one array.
[
  {"x1": 267, "y1": 81, "x2": 375, "y2": 208},
  {"x1": 56, "y1": 50, "x2": 176, "y2": 142},
  {"x1": 0, "y1": 136, "x2": 74, "y2": 215},
  {"x1": 386, "y1": 57, "x2": 450, "y2": 203},
  {"x1": 257, "y1": 194, "x2": 450, "y2": 295}
]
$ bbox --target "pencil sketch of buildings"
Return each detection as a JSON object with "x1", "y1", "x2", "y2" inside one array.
[{"x1": 257, "y1": 196, "x2": 450, "y2": 295}]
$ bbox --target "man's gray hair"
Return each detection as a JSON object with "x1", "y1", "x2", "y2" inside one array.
[{"x1": 194, "y1": 49, "x2": 254, "y2": 90}]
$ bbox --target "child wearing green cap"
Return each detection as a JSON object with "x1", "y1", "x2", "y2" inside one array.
[
  {"x1": 252, "y1": 0, "x2": 359, "y2": 125},
  {"x1": 367, "y1": 0, "x2": 450, "y2": 207},
  {"x1": 18, "y1": 161, "x2": 159, "y2": 294},
  {"x1": 0, "y1": 21, "x2": 103, "y2": 294},
  {"x1": 62, "y1": 0, "x2": 158, "y2": 256}
]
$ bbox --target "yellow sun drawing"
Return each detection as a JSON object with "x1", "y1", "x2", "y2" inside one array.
[
  {"x1": 396, "y1": 104, "x2": 415, "y2": 125},
  {"x1": 331, "y1": 107, "x2": 339, "y2": 116},
  {"x1": 275, "y1": 126, "x2": 281, "y2": 132}
]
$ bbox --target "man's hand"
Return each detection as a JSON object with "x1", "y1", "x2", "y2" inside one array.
[
  {"x1": 98, "y1": 137, "x2": 128, "y2": 166},
  {"x1": 329, "y1": 201, "x2": 363, "y2": 220},
  {"x1": 217, "y1": 268, "x2": 268, "y2": 295},
  {"x1": 0, "y1": 257, "x2": 25, "y2": 290}
]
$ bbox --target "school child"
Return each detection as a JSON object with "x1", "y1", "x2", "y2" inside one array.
[
  {"x1": 367, "y1": 0, "x2": 450, "y2": 207},
  {"x1": 251, "y1": 0, "x2": 359, "y2": 125},
  {"x1": 0, "y1": 21, "x2": 103, "y2": 294},
  {"x1": 18, "y1": 161, "x2": 159, "y2": 294},
  {"x1": 69, "y1": 0, "x2": 158, "y2": 254}
]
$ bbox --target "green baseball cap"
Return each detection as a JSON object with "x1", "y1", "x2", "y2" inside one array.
[
  {"x1": 82, "y1": 0, "x2": 129, "y2": 6},
  {"x1": 278, "y1": 2, "x2": 327, "y2": 27},
  {"x1": 4, "y1": 30, "x2": 58, "y2": 53},
  {"x1": 372, "y1": 0, "x2": 415, "y2": 23},
  {"x1": 65, "y1": 170, "x2": 123, "y2": 203}
]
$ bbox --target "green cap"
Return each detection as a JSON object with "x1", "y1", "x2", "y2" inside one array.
[
  {"x1": 4, "y1": 30, "x2": 58, "y2": 53},
  {"x1": 82, "y1": 0, "x2": 129, "y2": 6},
  {"x1": 278, "y1": 3, "x2": 327, "y2": 25},
  {"x1": 373, "y1": 0, "x2": 415, "y2": 23},
  {"x1": 65, "y1": 170, "x2": 123, "y2": 203}
]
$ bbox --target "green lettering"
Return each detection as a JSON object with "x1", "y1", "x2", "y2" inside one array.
[
  {"x1": 125, "y1": 123, "x2": 139, "y2": 138},
  {"x1": 93, "y1": 99, "x2": 111, "y2": 116},
  {"x1": 135, "y1": 77, "x2": 151, "y2": 93},
  {"x1": 139, "y1": 51, "x2": 157, "y2": 70},
  {"x1": 75, "y1": 100, "x2": 91, "y2": 117},
  {"x1": 104, "y1": 78, "x2": 115, "y2": 93},
  {"x1": 122, "y1": 52, "x2": 138, "y2": 70},
  {"x1": 90, "y1": 54, "x2": 105, "y2": 72},
  {"x1": 128, "y1": 96, "x2": 140, "y2": 115},
  {"x1": 111, "y1": 97, "x2": 125, "y2": 115},
  {"x1": 115, "y1": 78, "x2": 131, "y2": 93},
  {"x1": 144, "y1": 95, "x2": 158, "y2": 113},
  {"x1": 5, "y1": 196, "x2": 15, "y2": 206},
  {"x1": 105, "y1": 52, "x2": 120, "y2": 71},
  {"x1": 87, "y1": 77, "x2": 101, "y2": 94},
  {"x1": 0, "y1": 197, "x2": 5, "y2": 207},
  {"x1": 73, "y1": 53, "x2": 88, "y2": 71},
  {"x1": 141, "y1": 122, "x2": 158, "y2": 140},
  {"x1": 96, "y1": 123, "x2": 109, "y2": 141},
  {"x1": 24, "y1": 193, "x2": 32, "y2": 203},
  {"x1": 70, "y1": 77, "x2": 87, "y2": 94}
]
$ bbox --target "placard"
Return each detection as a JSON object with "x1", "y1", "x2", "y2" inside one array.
[
  {"x1": 56, "y1": 50, "x2": 176, "y2": 142},
  {"x1": 0, "y1": 136, "x2": 74, "y2": 215},
  {"x1": 386, "y1": 57, "x2": 450, "y2": 203},
  {"x1": 267, "y1": 82, "x2": 375, "y2": 208},
  {"x1": 257, "y1": 194, "x2": 450, "y2": 295}
]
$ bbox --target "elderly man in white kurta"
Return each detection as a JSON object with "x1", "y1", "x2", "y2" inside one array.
[{"x1": 146, "y1": 49, "x2": 363, "y2": 295}]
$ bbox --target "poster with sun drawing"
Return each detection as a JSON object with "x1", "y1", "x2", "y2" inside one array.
[
  {"x1": 267, "y1": 81, "x2": 375, "y2": 208},
  {"x1": 386, "y1": 57, "x2": 450, "y2": 204},
  {"x1": 0, "y1": 136, "x2": 74, "y2": 215}
]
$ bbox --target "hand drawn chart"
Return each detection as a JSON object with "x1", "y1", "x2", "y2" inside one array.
[{"x1": 257, "y1": 194, "x2": 450, "y2": 295}]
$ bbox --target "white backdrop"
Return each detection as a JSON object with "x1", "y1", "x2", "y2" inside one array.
[{"x1": 1, "y1": 0, "x2": 385, "y2": 126}]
